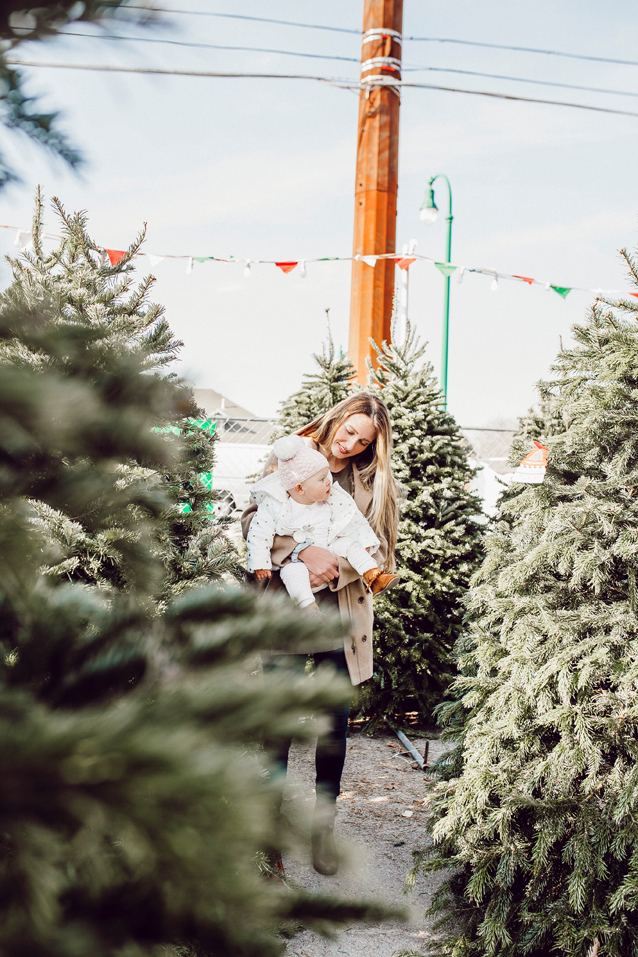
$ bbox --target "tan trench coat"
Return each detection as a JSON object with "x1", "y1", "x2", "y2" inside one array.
[{"x1": 240, "y1": 439, "x2": 388, "y2": 686}]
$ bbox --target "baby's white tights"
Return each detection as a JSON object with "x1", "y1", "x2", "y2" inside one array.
[{"x1": 279, "y1": 542, "x2": 377, "y2": 608}]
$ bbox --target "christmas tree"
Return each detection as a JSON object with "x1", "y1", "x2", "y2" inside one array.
[
  {"x1": 4, "y1": 190, "x2": 240, "y2": 598},
  {"x1": 274, "y1": 319, "x2": 483, "y2": 723},
  {"x1": 356, "y1": 320, "x2": 484, "y2": 722},
  {"x1": 420, "y1": 260, "x2": 638, "y2": 957},
  {"x1": 0, "y1": 197, "x2": 389, "y2": 955},
  {"x1": 275, "y1": 320, "x2": 356, "y2": 436}
]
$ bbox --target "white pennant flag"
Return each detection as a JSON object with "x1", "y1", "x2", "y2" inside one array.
[
  {"x1": 148, "y1": 254, "x2": 164, "y2": 268},
  {"x1": 361, "y1": 256, "x2": 377, "y2": 267},
  {"x1": 14, "y1": 229, "x2": 31, "y2": 250}
]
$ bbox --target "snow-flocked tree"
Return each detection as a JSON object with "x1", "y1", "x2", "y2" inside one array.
[
  {"x1": 419, "y1": 258, "x2": 638, "y2": 957},
  {"x1": 358, "y1": 321, "x2": 484, "y2": 722}
]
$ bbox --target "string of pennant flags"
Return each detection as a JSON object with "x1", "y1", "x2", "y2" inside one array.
[{"x1": 2, "y1": 223, "x2": 636, "y2": 301}]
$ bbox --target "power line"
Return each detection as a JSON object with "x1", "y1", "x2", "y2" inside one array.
[
  {"x1": 398, "y1": 80, "x2": 638, "y2": 116},
  {"x1": 406, "y1": 66, "x2": 638, "y2": 100},
  {"x1": 8, "y1": 59, "x2": 638, "y2": 118},
  {"x1": 53, "y1": 33, "x2": 638, "y2": 100},
  {"x1": 123, "y1": 6, "x2": 360, "y2": 34},
  {"x1": 405, "y1": 36, "x2": 638, "y2": 68},
  {"x1": 59, "y1": 31, "x2": 361, "y2": 64},
  {"x1": 121, "y1": 6, "x2": 638, "y2": 67},
  {"x1": 6, "y1": 58, "x2": 353, "y2": 84}
]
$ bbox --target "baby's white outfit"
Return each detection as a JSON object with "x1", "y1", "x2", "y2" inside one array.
[{"x1": 247, "y1": 471, "x2": 380, "y2": 608}]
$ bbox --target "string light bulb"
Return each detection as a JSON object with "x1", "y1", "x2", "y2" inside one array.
[
  {"x1": 299, "y1": 260, "x2": 306, "y2": 278},
  {"x1": 491, "y1": 274, "x2": 499, "y2": 292},
  {"x1": 457, "y1": 266, "x2": 466, "y2": 284},
  {"x1": 244, "y1": 260, "x2": 252, "y2": 277},
  {"x1": 419, "y1": 185, "x2": 438, "y2": 225}
]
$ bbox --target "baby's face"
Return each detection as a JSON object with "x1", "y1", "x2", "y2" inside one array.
[{"x1": 300, "y1": 466, "x2": 332, "y2": 502}]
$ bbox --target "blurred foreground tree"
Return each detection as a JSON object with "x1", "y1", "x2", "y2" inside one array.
[
  {"x1": 0, "y1": 196, "x2": 389, "y2": 955},
  {"x1": 0, "y1": 0, "x2": 159, "y2": 188}
]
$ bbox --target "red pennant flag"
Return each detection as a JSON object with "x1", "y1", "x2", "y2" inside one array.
[
  {"x1": 513, "y1": 275, "x2": 534, "y2": 285},
  {"x1": 395, "y1": 257, "x2": 416, "y2": 271},
  {"x1": 106, "y1": 249, "x2": 126, "y2": 266},
  {"x1": 275, "y1": 262, "x2": 298, "y2": 274},
  {"x1": 631, "y1": 293, "x2": 638, "y2": 299}
]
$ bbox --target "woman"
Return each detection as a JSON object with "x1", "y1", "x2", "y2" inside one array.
[{"x1": 241, "y1": 392, "x2": 399, "y2": 877}]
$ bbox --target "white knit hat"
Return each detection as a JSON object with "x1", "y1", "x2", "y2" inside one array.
[{"x1": 273, "y1": 434, "x2": 329, "y2": 491}]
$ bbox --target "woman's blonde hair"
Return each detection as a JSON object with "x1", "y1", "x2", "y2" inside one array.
[{"x1": 298, "y1": 393, "x2": 399, "y2": 570}]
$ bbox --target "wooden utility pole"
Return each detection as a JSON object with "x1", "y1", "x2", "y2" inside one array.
[{"x1": 348, "y1": 0, "x2": 403, "y2": 384}]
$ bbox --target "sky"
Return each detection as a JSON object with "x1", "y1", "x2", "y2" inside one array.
[{"x1": 2, "y1": 0, "x2": 638, "y2": 426}]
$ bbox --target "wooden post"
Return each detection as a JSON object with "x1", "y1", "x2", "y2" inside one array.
[{"x1": 349, "y1": 0, "x2": 403, "y2": 384}]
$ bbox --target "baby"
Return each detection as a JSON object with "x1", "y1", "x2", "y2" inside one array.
[{"x1": 246, "y1": 434, "x2": 398, "y2": 611}]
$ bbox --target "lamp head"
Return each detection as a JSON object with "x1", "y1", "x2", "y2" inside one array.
[{"x1": 419, "y1": 186, "x2": 438, "y2": 225}]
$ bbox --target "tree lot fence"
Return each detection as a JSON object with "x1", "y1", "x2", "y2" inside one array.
[{"x1": 211, "y1": 415, "x2": 518, "y2": 517}]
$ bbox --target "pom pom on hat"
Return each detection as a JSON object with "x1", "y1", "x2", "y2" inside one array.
[
  {"x1": 273, "y1": 433, "x2": 330, "y2": 491},
  {"x1": 273, "y1": 434, "x2": 304, "y2": 461}
]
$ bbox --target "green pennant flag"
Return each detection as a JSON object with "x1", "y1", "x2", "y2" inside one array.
[
  {"x1": 435, "y1": 262, "x2": 457, "y2": 277},
  {"x1": 187, "y1": 417, "x2": 216, "y2": 435},
  {"x1": 194, "y1": 257, "x2": 212, "y2": 263},
  {"x1": 153, "y1": 419, "x2": 216, "y2": 437},
  {"x1": 199, "y1": 471, "x2": 213, "y2": 491},
  {"x1": 551, "y1": 286, "x2": 571, "y2": 298}
]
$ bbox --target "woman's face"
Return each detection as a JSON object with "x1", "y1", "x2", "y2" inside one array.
[{"x1": 330, "y1": 413, "x2": 377, "y2": 461}]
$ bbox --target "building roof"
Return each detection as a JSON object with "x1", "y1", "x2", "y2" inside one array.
[
  {"x1": 192, "y1": 388, "x2": 255, "y2": 420},
  {"x1": 192, "y1": 388, "x2": 274, "y2": 445}
]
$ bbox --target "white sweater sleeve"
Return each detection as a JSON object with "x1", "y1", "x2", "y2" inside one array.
[{"x1": 246, "y1": 501, "x2": 277, "y2": 571}]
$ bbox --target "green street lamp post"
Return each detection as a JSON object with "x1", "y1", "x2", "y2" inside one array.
[{"x1": 420, "y1": 174, "x2": 453, "y2": 403}]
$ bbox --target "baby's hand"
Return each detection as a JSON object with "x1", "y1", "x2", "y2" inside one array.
[{"x1": 254, "y1": 569, "x2": 272, "y2": 581}]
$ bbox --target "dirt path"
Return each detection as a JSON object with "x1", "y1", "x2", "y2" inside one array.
[{"x1": 281, "y1": 731, "x2": 450, "y2": 957}]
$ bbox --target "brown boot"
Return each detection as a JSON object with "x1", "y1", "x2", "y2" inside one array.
[{"x1": 363, "y1": 568, "x2": 400, "y2": 596}]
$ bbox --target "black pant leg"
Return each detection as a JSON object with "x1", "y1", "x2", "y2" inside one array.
[{"x1": 313, "y1": 649, "x2": 351, "y2": 803}]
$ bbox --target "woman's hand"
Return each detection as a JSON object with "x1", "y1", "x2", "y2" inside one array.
[{"x1": 300, "y1": 546, "x2": 339, "y2": 587}]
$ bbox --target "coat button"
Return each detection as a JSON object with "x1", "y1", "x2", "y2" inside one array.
[
  {"x1": 358, "y1": 595, "x2": 365, "y2": 604},
  {"x1": 362, "y1": 635, "x2": 367, "y2": 642}
]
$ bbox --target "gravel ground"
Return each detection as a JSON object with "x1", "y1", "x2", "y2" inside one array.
[{"x1": 281, "y1": 730, "x2": 450, "y2": 957}]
